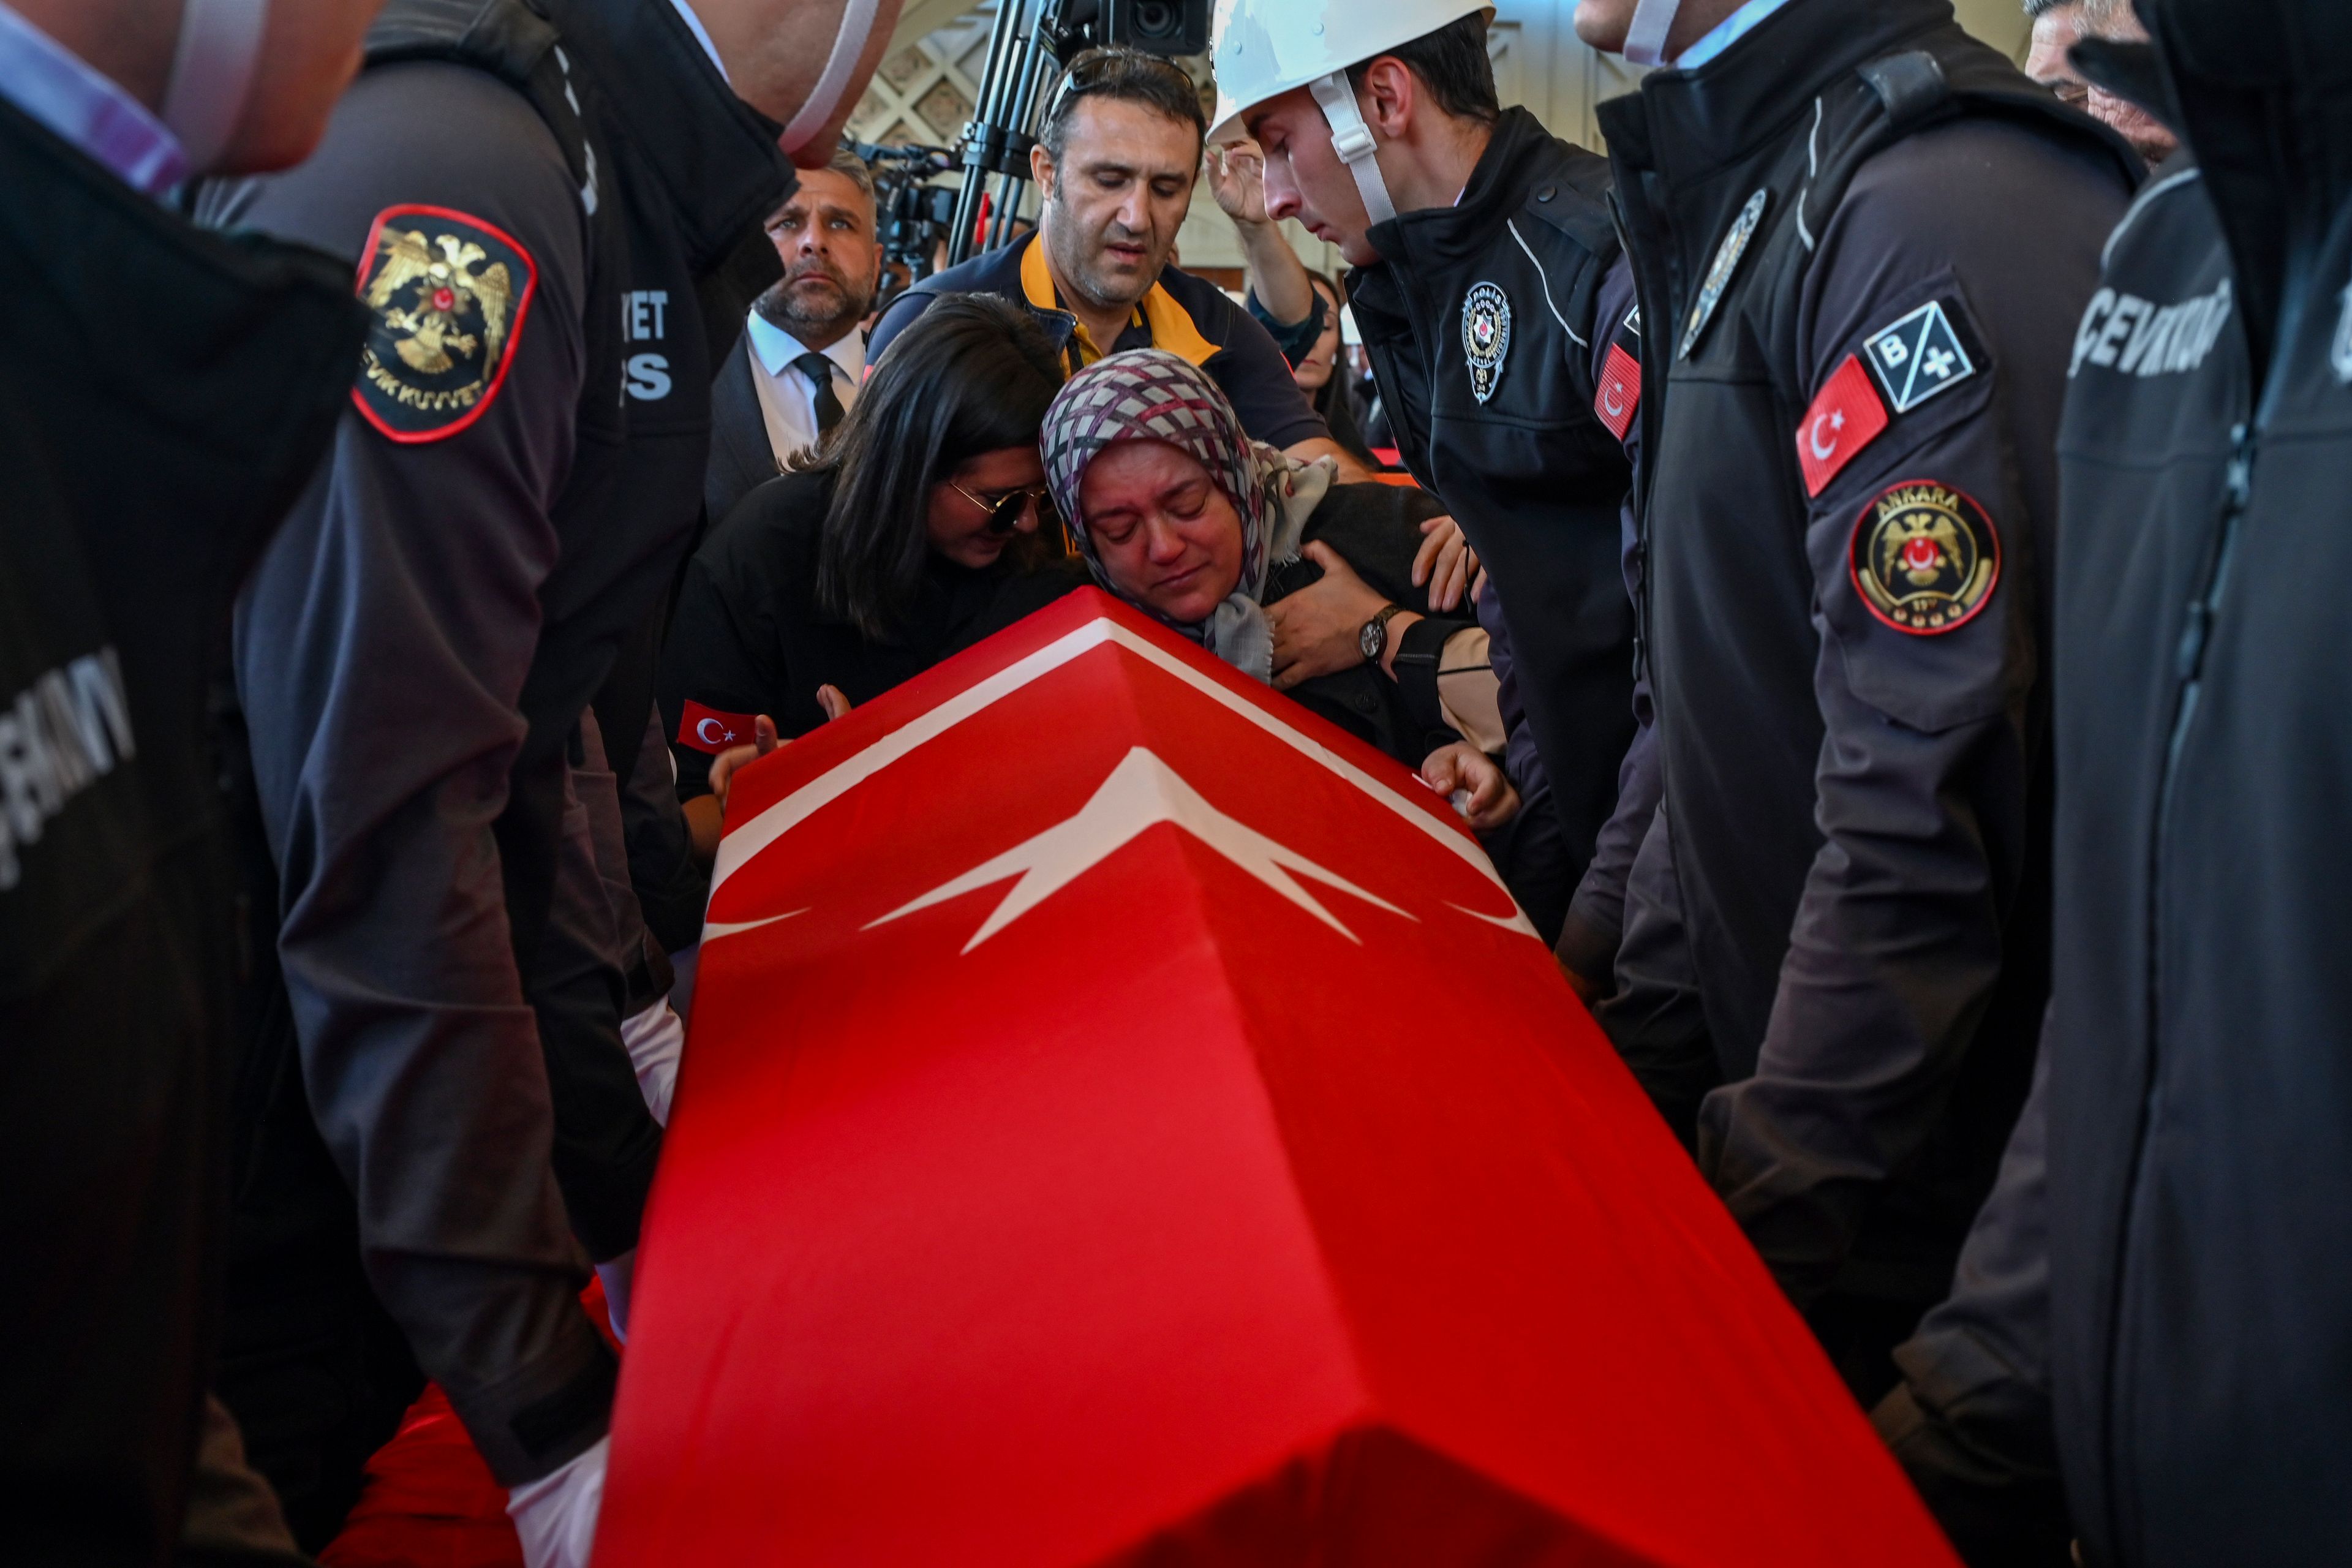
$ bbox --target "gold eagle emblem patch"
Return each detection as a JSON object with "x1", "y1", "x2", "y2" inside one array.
[
  {"x1": 1850, "y1": 480, "x2": 2000, "y2": 635},
  {"x1": 352, "y1": 206, "x2": 537, "y2": 443}
]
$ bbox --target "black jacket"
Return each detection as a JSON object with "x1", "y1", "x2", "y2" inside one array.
[
  {"x1": 1346, "y1": 106, "x2": 1636, "y2": 883},
  {"x1": 1887, "y1": 4, "x2": 2352, "y2": 1561},
  {"x1": 661, "y1": 469, "x2": 1090, "y2": 796},
  {"x1": 204, "y1": 0, "x2": 793, "y2": 1499},
  {"x1": 0, "y1": 98, "x2": 361, "y2": 1565},
  {"x1": 705, "y1": 331, "x2": 783, "y2": 532},
  {"x1": 1596, "y1": 0, "x2": 2136, "y2": 1329}
]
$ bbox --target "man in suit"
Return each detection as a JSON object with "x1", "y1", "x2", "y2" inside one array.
[{"x1": 707, "y1": 144, "x2": 882, "y2": 526}]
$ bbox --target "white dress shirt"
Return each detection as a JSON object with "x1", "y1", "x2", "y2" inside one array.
[
  {"x1": 744, "y1": 309, "x2": 865, "y2": 470},
  {"x1": 0, "y1": 0, "x2": 186, "y2": 195}
]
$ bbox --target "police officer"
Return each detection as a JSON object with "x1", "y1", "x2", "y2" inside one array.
[
  {"x1": 1208, "y1": 0, "x2": 1644, "y2": 921},
  {"x1": 201, "y1": 0, "x2": 895, "y2": 1556},
  {"x1": 0, "y1": 1, "x2": 382, "y2": 1561},
  {"x1": 1880, "y1": 5, "x2": 2352, "y2": 1562},
  {"x1": 1574, "y1": 0, "x2": 2136, "y2": 1396}
]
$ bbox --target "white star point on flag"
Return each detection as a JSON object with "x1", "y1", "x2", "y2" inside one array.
[{"x1": 867, "y1": 747, "x2": 1411, "y2": 952}]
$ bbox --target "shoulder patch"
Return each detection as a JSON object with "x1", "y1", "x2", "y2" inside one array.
[
  {"x1": 1849, "y1": 480, "x2": 2000, "y2": 636},
  {"x1": 1797, "y1": 354, "x2": 1890, "y2": 496},
  {"x1": 1595, "y1": 305, "x2": 1642, "y2": 440},
  {"x1": 353, "y1": 206, "x2": 538, "y2": 444},
  {"x1": 1861, "y1": 299, "x2": 1975, "y2": 413},
  {"x1": 1461, "y1": 282, "x2": 1512, "y2": 404}
]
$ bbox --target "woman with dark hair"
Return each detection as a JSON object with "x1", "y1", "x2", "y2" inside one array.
[
  {"x1": 1287, "y1": 270, "x2": 1378, "y2": 470},
  {"x1": 1044, "y1": 349, "x2": 1518, "y2": 822},
  {"x1": 661, "y1": 293, "x2": 1084, "y2": 858}
]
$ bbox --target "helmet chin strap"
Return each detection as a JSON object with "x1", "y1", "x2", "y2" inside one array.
[
  {"x1": 779, "y1": 0, "x2": 884, "y2": 156},
  {"x1": 161, "y1": 0, "x2": 270, "y2": 173},
  {"x1": 1623, "y1": 0, "x2": 1683, "y2": 67},
  {"x1": 1307, "y1": 69, "x2": 1396, "y2": 231}
]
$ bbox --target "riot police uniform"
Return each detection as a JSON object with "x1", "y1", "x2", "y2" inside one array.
[
  {"x1": 200, "y1": 0, "x2": 794, "y2": 1532},
  {"x1": 1883, "y1": 4, "x2": 2352, "y2": 1561},
  {"x1": 0, "y1": 81, "x2": 361, "y2": 1567},
  {"x1": 1596, "y1": 0, "x2": 2136, "y2": 1389},
  {"x1": 1347, "y1": 105, "x2": 1639, "y2": 886}
]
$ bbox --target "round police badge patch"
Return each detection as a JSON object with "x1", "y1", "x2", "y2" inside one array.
[
  {"x1": 352, "y1": 205, "x2": 538, "y2": 444},
  {"x1": 1850, "y1": 480, "x2": 2000, "y2": 635},
  {"x1": 1462, "y1": 282, "x2": 1512, "y2": 405}
]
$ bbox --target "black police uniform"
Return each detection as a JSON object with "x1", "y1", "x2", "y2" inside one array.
[
  {"x1": 199, "y1": 0, "x2": 794, "y2": 1529},
  {"x1": 1595, "y1": 0, "x2": 2136, "y2": 1388},
  {"x1": 0, "y1": 96, "x2": 362, "y2": 1567},
  {"x1": 1346, "y1": 106, "x2": 1638, "y2": 888},
  {"x1": 1882, "y1": 4, "x2": 2352, "y2": 1560}
]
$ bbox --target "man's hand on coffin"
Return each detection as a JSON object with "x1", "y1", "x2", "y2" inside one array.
[
  {"x1": 1271, "y1": 542, "x2": 1418, "y2": 689},
  {"x1": 1422, "y1": 742, "x2": 1521, "y2": 833},
  {"x1": 507, "y1": 1435, "x2": 608, "y2": 1568}
]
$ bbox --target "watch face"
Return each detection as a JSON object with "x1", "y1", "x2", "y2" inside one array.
[{"x1": 1359, "y1": 619, "x2": 1385, "y2": 662}]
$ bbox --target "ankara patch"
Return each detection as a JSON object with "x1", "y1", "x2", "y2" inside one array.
[
  {"x1": 1850, "y1": 480, "x2": 2000, "y2": 635},
  {"x1": 353, "y1": 206, "x2": 538, "y2": 443}
]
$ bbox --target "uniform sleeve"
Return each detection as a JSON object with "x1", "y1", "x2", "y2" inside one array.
[
  {"x1": 1592, "y1": 802, "x2": 1719, "y2": 1147},
  {"x1": 1559, "y1": 255, "x2": 1654, "y2": 989},
  {"x1": 1694, "y1": 121, "x2": 2129, "y2": 1306},
  {"x1": 1204, "y1": 289, "x2": 1332, "y2": 450},
  {"x1": 224, "y1": 64, "x2": 615, "y2": 1486},
  {"x1": 1874, "y1": 1035, "x2": 2071, "y2": 1567}
]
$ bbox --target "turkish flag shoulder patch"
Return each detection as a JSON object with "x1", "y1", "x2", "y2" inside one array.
[
  {"x1": 677, "y1": 699, "x2": 758, "y2": 755},
  {"x1": 1796, "y1": 353, "x2": 1890, "y2": 497},
  {"x1": 1594, "y1": 342, "x2": 1641, "y2": 441},
  {"x1": 352, "y1": 205, "x2": 538, "y2": 445}
]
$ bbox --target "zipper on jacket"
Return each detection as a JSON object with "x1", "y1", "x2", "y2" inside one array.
[{"x1": 2107, "y1": 415, "x2": 2255, "y2": 1548}]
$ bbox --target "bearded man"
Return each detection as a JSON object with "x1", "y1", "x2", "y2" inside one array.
[{"x1": 707, "y1": 144, "x2": 883, "y2": 525}]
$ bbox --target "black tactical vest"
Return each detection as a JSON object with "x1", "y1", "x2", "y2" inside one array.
[{"x1": 0, "y1": 96, "x2": 363, "y2": 1560}]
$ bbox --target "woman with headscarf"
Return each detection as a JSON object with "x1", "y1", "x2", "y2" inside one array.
[{"x1": 1042, "y1": 348, "x2": 1515, "y2": 824}]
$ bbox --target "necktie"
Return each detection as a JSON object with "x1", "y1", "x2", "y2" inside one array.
[{"x1": 791, "y1": 351, "x2": 846, "y2": 439}]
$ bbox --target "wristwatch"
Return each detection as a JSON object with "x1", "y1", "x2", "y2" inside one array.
[{"x1": 1359, "y1": 603, "x2": 1408, "y2": 664}]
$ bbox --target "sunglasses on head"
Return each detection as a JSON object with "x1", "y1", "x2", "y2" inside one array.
[
  {"x1": 1044, "y1": 51, "x2": 1197, "y2": 126},
  {"x1": 951, "y1": 480, "x2": 1053, "y2": 535}
]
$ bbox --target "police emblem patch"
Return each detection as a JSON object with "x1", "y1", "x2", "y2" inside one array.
[
  {"x1": 1679, "y1": 188, "x2": 1768, "y2": 361},
  {"x1": 1462, "y1": 282, "x2": 1512, "y2": 404},
  {"x1": 1862, "y1": 299, "x2": 1977, "y2": 413},
  {"x1": 353, "y1": 205, "x2": 538, "y2": 443},
  {"x1": 1850, "y1": 480, "x2": 2000, "y2": 636}
]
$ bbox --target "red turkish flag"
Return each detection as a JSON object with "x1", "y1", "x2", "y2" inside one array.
[
  {"x1": 674, "y1": 698, "x2": 755, "y2": 755},
  {"x1": 1797, "y1": 352, "x2": 1891, "y2": 497},
  {"x1": 595, "y1": 590, "x2": 1957, "y2": 1567},
  {"x1": 1595, "y1": 340, "x2": 1642, "y2": 440}
]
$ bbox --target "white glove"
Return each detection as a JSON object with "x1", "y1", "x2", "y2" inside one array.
[
  {"x1": 507, "y1": 1434, "x2": 608, "y2": 1568},
  {"x1": 619, "y1": 999, "x2": 684, "y2": 1124}
]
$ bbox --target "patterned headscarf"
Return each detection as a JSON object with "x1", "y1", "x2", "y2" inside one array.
[{"x1": 1041, "y1": 349, "x2": 1332, "y2": 680}]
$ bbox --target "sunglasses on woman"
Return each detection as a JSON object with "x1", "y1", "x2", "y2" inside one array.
[{"x1": 950, "y1": 480, "x2": 1054, "y2": 535}]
